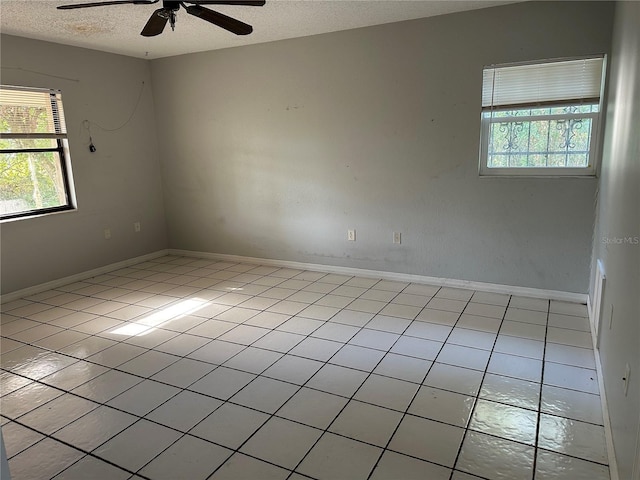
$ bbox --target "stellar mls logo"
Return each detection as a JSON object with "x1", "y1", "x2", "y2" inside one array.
[{"x1": 602, "y1": 236, "x2": 640, "y2": 245}]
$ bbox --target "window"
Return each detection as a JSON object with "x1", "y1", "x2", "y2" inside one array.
[
  {"x1": 479, "y1": 56, "x2": 605, "y2": 176},
  {"x1": 0, "y1": 85, "x2": 76, "y2": 220}
]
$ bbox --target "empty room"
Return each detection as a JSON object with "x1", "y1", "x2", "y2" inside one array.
[{"x1": 0, "y1": 0, "x2": 638, "y2": 479}]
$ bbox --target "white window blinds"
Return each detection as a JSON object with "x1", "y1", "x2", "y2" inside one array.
[
  {"x1": 482, "y1": 56, "x2": 605, "y2": 109},
  {"x1": 0, "y1": 85, "x2": 67, "y2": 137}
]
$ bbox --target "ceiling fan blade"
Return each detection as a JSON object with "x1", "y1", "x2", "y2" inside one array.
[
  {"x1": 188, "y1": 1, "x2": 265, "y2": 5},
  {"x1": 186, "y1": 5, "x2": 253, "y2": 35},
  {"x1": 57, "y1": 0, "x2": 157, "y2": 10},
  {"x1": 140, "y1": 8, "x2": 169, "y2": 36}
]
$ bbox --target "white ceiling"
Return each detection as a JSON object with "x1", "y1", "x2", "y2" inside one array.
[{"x1": 1, "y1": 0, "x2": 517, "y2": 59}]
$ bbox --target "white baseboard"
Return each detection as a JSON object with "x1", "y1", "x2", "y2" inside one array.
[
  {"x1": 593, "y1": 347, "x2": 620, "y2": 480},
  {"x1": 2, "y1": 247, "x2": 589, "y2": 306},
  {"x1": 1, "y1": 249, "x2": 169, "y2": 304},
  {"x1": 589, "y1": 296, "x2": 619, "y2": 480},
  {"x1": 169, "y1": 249, "x2": 588, "y2": 303}
]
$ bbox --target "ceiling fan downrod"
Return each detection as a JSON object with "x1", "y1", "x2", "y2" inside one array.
[{"x1": 158, "y1": 6, "x2": 178, "y2": 31}]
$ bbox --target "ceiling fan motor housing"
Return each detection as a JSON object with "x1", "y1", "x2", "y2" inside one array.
[{"x1": 162, "y1": 0, "x2": 180, "y2": 11}]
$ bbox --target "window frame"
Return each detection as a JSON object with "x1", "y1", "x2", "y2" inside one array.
[
  {"x1": 0, "y1": 85, "x2": 76, "y2": 221},
  {"x1": 478, "y1": 56, "x2": 606, "y2": 178}
]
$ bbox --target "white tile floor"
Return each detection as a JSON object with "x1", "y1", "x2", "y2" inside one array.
[{"x1": 0, "y1": 255, "x2": 610, "y2": 480}]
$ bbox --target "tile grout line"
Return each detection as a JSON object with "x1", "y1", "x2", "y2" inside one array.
[
  {"x1": 124, "y1": 258, "x2": 371, "y2": 479},
  {"x1": 204, "y1": 283, "x2": 411, "y2": 479},
  {"x1": 364, "y1": 287, "x2": 466, "y2": 480},
  {"x1": 1, "y1": 257, "x2": 330, "y2": 479},
  {"x1": 281, "y1": 285, "x2": 422, "y2": 480},
  {"x1": 445, "y1": 294, "x2": 513, "y2": 480},
  {"x1": 1, "y1": 415, "x2": 149, "y2": 480},
  {"x1": 532, "y1": 299, "x2": 552, "y2": 480}
]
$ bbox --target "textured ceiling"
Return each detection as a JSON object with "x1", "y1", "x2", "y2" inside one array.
[{"x1": 1, "y1": 0, "x2": 518, "y2": 59}]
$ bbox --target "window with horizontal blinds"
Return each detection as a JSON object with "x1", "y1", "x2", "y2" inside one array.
[
  {"x1": 482, "y1": 56, "x2": 605, "y2": 110},
  {"x1": 0, "y1": 85, "x2": 75, "y2": 220},
  {"x1": 478, "y1": 56, "x2": 606, "y2": 176},
  {"x1": 0, "y1": 86, "x2": 67, "y2": 138}
]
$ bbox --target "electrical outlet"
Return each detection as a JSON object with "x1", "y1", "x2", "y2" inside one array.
[
  {"x1": 104, "y1": 228, "x2": 111, "y2": 239},
  {"x1": 393, "y1": 232, "x2": 401, "y2": 244},
  {"x1": 134, "y1": 222, "x2": 141, "y2": 233},
  {"x1": 347, "y1": 229, "x2": 356, "y2": 241},
  {"x1": 623, "y1": 363, "x2": 631, "y2": 396}
]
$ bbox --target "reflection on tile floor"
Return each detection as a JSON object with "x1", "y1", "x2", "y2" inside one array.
[{"x1": 0, "y1": 255, "x2": 610, "y2": 480}]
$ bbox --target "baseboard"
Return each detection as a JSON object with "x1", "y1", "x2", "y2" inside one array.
[
  {"x1": 593, "y1": 347, "x2": 620, "y2": 480},
  {"x1": 0, "y1": 249, "x2": 169, "y2": 304},
  {"x1": 2, "y1": 248, "x2": 589, "y2": 305},
  {"x1": 589, "y1": 297, "x2": 620, "y2": 480},
  {"x1": 169, "y1": 249, "x2": 588, "y2": 304}
]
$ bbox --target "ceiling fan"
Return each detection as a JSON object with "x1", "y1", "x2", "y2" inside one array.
[{"x1": 57, "y1": 0, "x2": 265, "y2": 36}]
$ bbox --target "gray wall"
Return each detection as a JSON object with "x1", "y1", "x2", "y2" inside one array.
[
  {"x1": 151, "y1": 1, "x2": 613, "y2": 293},
  {"x1": 0, "y1": 35, "x2": 168, "y2": 295},
  {"x1": 590, "y1": 2, "x2": 640, "y2": 478}
]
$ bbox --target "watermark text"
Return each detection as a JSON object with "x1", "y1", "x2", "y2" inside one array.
[{"x1": 602, "y1": 236, "x2": 639, "y2": 245}]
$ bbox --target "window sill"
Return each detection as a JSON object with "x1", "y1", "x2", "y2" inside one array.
[{"x1": 0, "y1": 206, "x2": 77, "y2": 223}]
